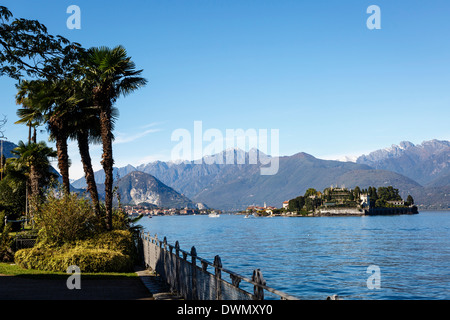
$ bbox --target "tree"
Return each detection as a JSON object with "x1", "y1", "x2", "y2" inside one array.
[
  {"x1": 353, "y1": 186, "x2": 361, "y2": 199},
  {"x1": 10, "y1": 141, "x2": 57, "y2": 214},
  {"x1": 304, "y1": 188, "x2": 318, "y2": 198},
  {"x1": 0, "y1": 114, "x2": 6, "y2": 138},
  {"x1": 377, "y1": 186, "x2": 401, "y2": 202},
  {"x1": 0, "y1": 115, "x2": 7, "y2": 181},
  {"x1": 81, "y1": 45, "x2": 147, "y2": 230},
  {"x1": 406, "y1": 195, "x2": 414, "y2": 206},
  {"x1": 15, "y1": 81, "x2": 46, "y2": 144},
  {"x1": 15, "y1": 79, "x2": 78, "y2": 194},
  {"x1": 0, "y1": 6, "x2": 82, "y2": 81},
  {"x1": 348, "y1": 192, "x2": 354, "y2": 201},
  {"x1": 288, "y1": 196, "x2": 305, "y2": 212},
  {"x1": 305, "y1": 197, "x2": 314, "y2": 212},
  {"x1": 70, "y1": 98, "x2": 101, "y2": 215},
  {"x1": 69, "y1": 87, "x2": 118, "y2": 216},
  {"x1": 44, "y1": 79, "x2": 81, "y2": 194},
  {"x1": 375, "y1": 199, "x2": 386, "y2": 208},
  {"x1": 0, "y1": 160, "x2": 27, "y2": 221}
]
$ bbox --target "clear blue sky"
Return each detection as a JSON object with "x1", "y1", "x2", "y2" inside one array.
[{"x1": 1, "y1": 0, "x2": 449, "y2": 179}]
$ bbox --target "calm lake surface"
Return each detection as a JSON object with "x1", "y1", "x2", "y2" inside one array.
[{"x1": 140, "y1": 211, "x2": 450, "y2": 300}]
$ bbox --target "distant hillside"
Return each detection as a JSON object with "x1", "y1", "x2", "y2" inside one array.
[
  {"x1": 97, "y1": 171, "x2": 195, "y2": 208},
  {"x1": 408, "y1": 185, "x2": 450, "y2": 211},
  {"x1": 71, "y1": 164, "x2": 137, "y2": 189},
  {"x1": 334, "y1": 169, "x2": 422, "y2": 192},
  {"x1": 0, "y1": 140, "x2": 18, "y2": 159}
]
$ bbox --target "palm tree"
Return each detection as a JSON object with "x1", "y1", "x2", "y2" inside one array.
[
  {"x1": 69, "y1": 89, "x2": 119, "y2": 217},
  {"x1": 16, "y1": 79, "x2": 80, "y2": 195},
  {"x1": 11, "y1": 140, "x2": 57, "y2": 214},
  {"x1": 15, "y1": 81, "x2": 45, "y2": 144},
  {"x1": 45, "y1": 79, "x2": 82, "y2": 194},
  {"x1": 69, "y1": 98, "x2": 102, "y2": 215},
  {"x1": 81, "y1": 45, "x2": 147, "y2": 230}
]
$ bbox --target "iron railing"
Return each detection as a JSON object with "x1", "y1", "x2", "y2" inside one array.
[{"x1": 138, "y1": 231, "x2": 300, "y2": 300}]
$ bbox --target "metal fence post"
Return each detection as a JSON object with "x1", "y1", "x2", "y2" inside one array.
[
  {"x1": 163, "y1": 237, "x2": 168, "y2": 284},
  {"x1": 175, "y1": 241, "x2": 181, "y2": 294},
  {"x1": 153, "y1": 233, "x2": 158, "y2": 270},
  {"x1": 191, "y1": 246, "x2": 197, "y2": 300},
  {"x1": 147, "y1": 233, "x2": 151, "y2": 268},
  {"x1": 214, "y1": 255, "x2": 222, "y2": 300},
  {"x1": 252, "y1": 269, "x2": 266, "y2": 300}
]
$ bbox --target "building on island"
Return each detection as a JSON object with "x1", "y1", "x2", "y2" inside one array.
[
  {"x1": 387, "y1": 200, "x2": 405, "y2": 206},
  {"x1": 360, "y1": 194, "x2": 370, "y2": 208}
]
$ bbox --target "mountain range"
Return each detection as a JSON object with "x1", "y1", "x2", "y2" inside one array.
[
  {"x1": 96, "y1": 171, "x2": 197, "y2": 208},
  {"x1": 356, "y1": 140, "x2": 450, "y2": 186},
  {"x1": 72, "y1": 139, "x2": 449, "y2": 211}
]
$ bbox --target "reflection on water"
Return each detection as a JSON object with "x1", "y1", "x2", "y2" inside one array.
[{"x1": 141, "y1": 211, "x2": 450, "y2": 300}]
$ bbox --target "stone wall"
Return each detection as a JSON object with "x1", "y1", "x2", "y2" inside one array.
[{"x1": 316, "y1": 207, "x2": 365, "y2": 216}]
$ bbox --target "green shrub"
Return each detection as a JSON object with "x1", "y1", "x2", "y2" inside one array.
[
  {"x1": 15, "y1": 245, "x2": 132, "y2": 272},
  {"x1": 57, "y1": 248, "x2": 132, "y2": 273},
  {"x1": 0, "y1": 224, "x2": 14, "y2": 262},
  {"x1": 84, "y1": 230, "x2": 137, "y2": 260},
  {"x1": 14, "y1": 243, "x2": 50, "y2": 270},
  {"x1": 14, "y1": 189, "x2": 140, "y2": 273},
  {"x1": 34, "y1": 191, "x2": 102, "y2": 245},
  {"x1": 0, "y1": 210, "x2": 5, "y2": 230},
  {"x1": 14, "y1": 230, "x2": 136, "y2": 273}
]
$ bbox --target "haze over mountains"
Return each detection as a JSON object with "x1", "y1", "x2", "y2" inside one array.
[{"x1": 71, "y1": 139, "x2": 449, "y2": 211}]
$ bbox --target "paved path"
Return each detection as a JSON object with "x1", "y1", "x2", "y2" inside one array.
[
  {"x1": 0, "y1": 266, "x2": 182, "y2": 300},
  {"x1": 135, "y1": 267, "x2": 183, "y2": 300}
]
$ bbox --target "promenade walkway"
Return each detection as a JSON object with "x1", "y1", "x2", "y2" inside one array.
[{"x1": 0, "y1": 266, "x2": 181, "y2": 300}]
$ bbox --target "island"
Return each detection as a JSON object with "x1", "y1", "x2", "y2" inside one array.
[{"x1": 279, "y1": 185, "x2": 419, "y2": 217}]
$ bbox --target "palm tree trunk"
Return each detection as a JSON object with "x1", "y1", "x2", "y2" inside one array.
[
  {"x1": 28, "y1": 122, "x2": 32, "y2": 144},
  {"x1": 56, "y1": 135, "x2": 70, "y2": 194},
  {"x1": 29, "y1": 163, "x2": 41, "y2": 215},
  {"x1": 99, "y1": 106, "x2": 114, "y2": 231},
  {"x1": 32, "y1": 127, "x2": 37, "y2": 143},
  {"x1": 77, "y1": 130, "x2": 100, "y2": 215}
]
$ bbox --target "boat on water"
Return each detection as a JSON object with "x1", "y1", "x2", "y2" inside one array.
[{"x1": 208, "y1": 211, "x2": 220, "y2": 218}]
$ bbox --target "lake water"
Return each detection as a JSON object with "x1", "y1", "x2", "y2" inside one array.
[{"x1": 140, "y1": 211, "x2": 450, "y2": 300}]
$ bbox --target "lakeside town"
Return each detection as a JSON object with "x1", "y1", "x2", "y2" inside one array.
[
  {"x1": 123, "y1": 205, "x2": 221, "y2": 217},
  {"x1": 123, "y1": 185, "x2": 419, "y2": 218}
]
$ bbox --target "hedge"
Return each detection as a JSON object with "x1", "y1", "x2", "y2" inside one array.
[{"x1": 14, "y1": 230, "x2": 136, "y2": 273}]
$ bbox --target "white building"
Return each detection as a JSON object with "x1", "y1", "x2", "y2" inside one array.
[
  {"x1": 387, "y1": 200, "x2": 405, "y2": 206},
  {"x1": 360, "y1": 194, "x2": 370, "y2": 208}
]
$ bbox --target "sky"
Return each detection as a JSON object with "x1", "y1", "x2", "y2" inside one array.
[{"x1": 0, "y1": 0, "x2": 449, "y2": 180}]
